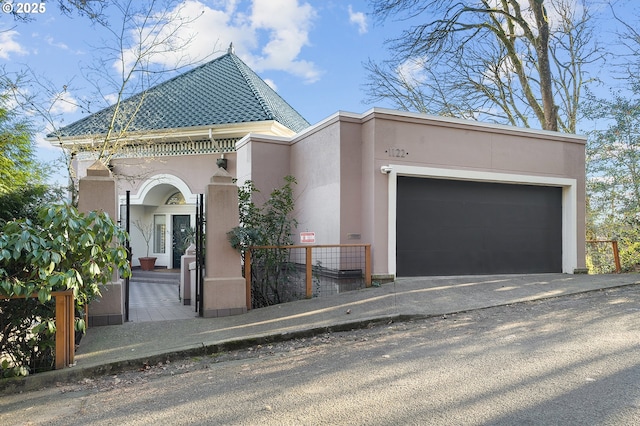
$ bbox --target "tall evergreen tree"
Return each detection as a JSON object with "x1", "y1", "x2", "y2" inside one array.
[
  {"x1": 0, "y1": 94, "x2": 42, "y2": 194},
  {"x1": 0, "y1": 93, "x2": 56, "y2": 223}
]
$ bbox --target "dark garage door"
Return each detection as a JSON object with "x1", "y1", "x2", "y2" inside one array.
[{"x1": 396, "y1": 177, "x2": 562, "y2": 276}]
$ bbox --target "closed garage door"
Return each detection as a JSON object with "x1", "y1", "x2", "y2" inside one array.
[{"x1": 396, "y1": 177, "x2": 562, "y2": 276}]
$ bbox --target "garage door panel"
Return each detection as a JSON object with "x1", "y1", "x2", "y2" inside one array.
[
  {"x1": 397, "y1": 177, "x2": 562, "y2": 276},
  {"x1": 412, "y1": 200, "x2": 480, "y2": 227},
  {"x1": 444, "y1": 228, "x2": 489, "y2": 251},
  {"x1": 397, "y1": 250, "x2": 473, "y2": 276}
]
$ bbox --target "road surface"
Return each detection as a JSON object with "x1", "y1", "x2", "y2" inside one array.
[{"x1": 2, "y1": 284, "x2": 640, "y2": 425}]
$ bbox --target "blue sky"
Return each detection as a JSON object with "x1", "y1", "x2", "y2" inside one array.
[{"x1": 0, "y1": 0, "x2": 637, "y2": 186}]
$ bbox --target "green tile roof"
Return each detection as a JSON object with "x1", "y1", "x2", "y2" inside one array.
[{"x1": 53, "y1": 51, "x2": 310, "y2": 138}]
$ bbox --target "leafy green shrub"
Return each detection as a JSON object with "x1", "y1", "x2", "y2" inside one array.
[
  {"x1": 0, "y1": 204, "x2": 130, "y2": 377},
  {"x1": 586, "y1": 242, "x2": 617, "y2": 274},
  {"x1": 228, "y1": 176, "x2": 298, "y2": 308},
  {"x1": 1, "y1": 298, "x2": 56, "y2": 377}
]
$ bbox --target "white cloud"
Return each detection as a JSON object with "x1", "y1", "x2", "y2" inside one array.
[
  {"x1": 247, "y1": 0, "x2": 320, "y2": 82},
  {"x1": 35, "y1": 130, "x2": 59, "y2": 150},
  {"x1": 104, "y1": 93, "x2": 119, "y2": 105},
  {"x1": 0, "y1": 30, "x2": 28, "y2": 59},
  {"x1": 263, "y1": 78, "x2": 278, "y2": 91},
  {"x1": 486, "y1": 0, "x2": 580, "y2": 34},
  {"x1": 117, "y1": 0, "x2": 321, "y2": 84},
  {"x1": 50, "y1": 90, "x2": 79, "y2": 115},
  {"x1": 44, "y1": 35, "x2": 70, "y2": 51},
  {"x1": 396, "y1": 57, "x2": 428, "y2": 85},
  {"x1": 116, "y1": 1, "x2": 245, "y2": 76},
  {"x1": 348, "y1": 5, "x2": 367, "y2": 35}
]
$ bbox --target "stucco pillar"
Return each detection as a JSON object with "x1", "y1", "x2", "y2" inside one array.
[
  {"x1": 78, "y1": 161, "x2": 124, "y2": 326},
  {"x1": 202, "y1": 168, "x2": 247, "y2": 317}
]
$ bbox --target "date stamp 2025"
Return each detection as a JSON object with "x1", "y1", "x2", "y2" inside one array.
[{"x1": 2, "y1": 2, "x2": 46, "y2": 14}]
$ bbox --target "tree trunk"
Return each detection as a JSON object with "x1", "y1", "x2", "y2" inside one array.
[{"x1": 530, "y1": 0, "x2": 558, "y2": 131}]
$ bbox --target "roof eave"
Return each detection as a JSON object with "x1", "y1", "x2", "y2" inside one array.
[{"x1": 48, "y1": 120, "x2": 300, "y2": 149}]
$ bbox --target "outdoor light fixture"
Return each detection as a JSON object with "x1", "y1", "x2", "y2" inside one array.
[
  {"x1": 216, "y1": 154, "x2": 227, "y2": 170},
  {"x1": 380, "y1": 165, "x2": 392, "y2": 174}
]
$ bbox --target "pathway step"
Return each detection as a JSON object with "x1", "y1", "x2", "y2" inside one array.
[{"x1": 130, "y1": 269, "x2": 180, "y2": 285}]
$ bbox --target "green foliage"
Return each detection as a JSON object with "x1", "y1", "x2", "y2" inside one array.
[
  {"x1": 0, "y1": 185, "x2": 65, "y2": 226},
  {"x1": 1, "y1": 298, "x2": 56, "y2": 377},
  {"x1": 618, "y1": 234, "x2": 640, "y2": 272},
  {"x1": 174, "y1": 226, "x2": 196, "y2": 257},
  {"x1": 0, "y1": 204, "x2": 131, "y2": 377},
  {"x1": 228, "y1": 176, "x2": 299, "y2": 308},
  {"x1": 586, "y1": 242, "x2": 617, "y2": 274},
  {"x1": 228, "y1": 176, "x2": 298, "y2": 250},
  {"x1": 0, "y1": 94, "x2": 47, "y2": 195},
  {"x1": 584, "y1": 88, "x2": 640, "y2": 272}
]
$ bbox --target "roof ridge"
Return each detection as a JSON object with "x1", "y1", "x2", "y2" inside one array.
[{"x1": 229, "y1": 54, "x2": 276, "y2": 121}]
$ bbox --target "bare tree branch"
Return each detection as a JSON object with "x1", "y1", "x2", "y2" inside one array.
[
  {"x1": 365, "y1": 0, "x2": 604, "y2": 133},
  {"x1": 7, "y1": 0, "x2": 216, "y2": 205}
]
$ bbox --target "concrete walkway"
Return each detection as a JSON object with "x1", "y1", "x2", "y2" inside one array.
[
  {"x1": 129, "y1": 274, "x2": 196, "y2": 322},
  {"x1": 2, "y1": 273, "x2": 639, "y2": 395}
]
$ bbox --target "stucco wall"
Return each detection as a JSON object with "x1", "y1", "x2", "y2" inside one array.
[
  {"x1": 339, "y1": 120, "x2": 365, "y2": 245},
  {"x1": 99, "y1": 108, "x2": 586, "y2": 278},
  {"x1": 113, "y1": 153, "x2": 236, "y2": 197},
  {"x1": 289, "y1": 119, "x2": 342, "y2": 245},
  {"x1": 77, "y1": 152, "x2": 237, "y2": 200},
  {"x1": 273, "y1": 109, "x2": 586, "y2": 276},
  {"x1": 359, "y1": 118, "x2": 378, "y2": 270},
  {"x1": 235, "y1": 136, "x2": 292, "y2": 206},
  {"x1": 368, "y1": 112, "x2": 585, "y2": 178},
  {"x1": 364, "y1": 109, "x2": 586, "y2": 274}
]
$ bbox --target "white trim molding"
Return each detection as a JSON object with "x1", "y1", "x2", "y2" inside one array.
[
  {"x1": 122, "y1": 174, "x2": 197, "y2": 206},
  {"x1": 385, "y1": 165, "x2": 578, "y2": 276}
]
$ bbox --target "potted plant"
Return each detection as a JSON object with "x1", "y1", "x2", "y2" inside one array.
[
  {"x1": 133, "y1": 219, "x2": 157, "y2": 271},
  {"x1": 174, "y1": 226, "x2": 196, "y2": 256}
]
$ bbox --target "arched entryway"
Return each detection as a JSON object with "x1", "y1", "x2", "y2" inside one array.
[
  {"x1": 119, "y1": 174, "x2": 198, "y2": 322},
  {"x1": 123, "y1": 174, "x2": 197, "y2": 270}
]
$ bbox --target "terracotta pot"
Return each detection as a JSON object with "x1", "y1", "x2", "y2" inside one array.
[{"x1": 139, "y1": 257, "x2": 157, "y2": 271}]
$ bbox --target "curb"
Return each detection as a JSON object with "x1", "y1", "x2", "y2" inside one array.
[{"x1": 0, "y1": 314, "x2": 402, "y2": 396}]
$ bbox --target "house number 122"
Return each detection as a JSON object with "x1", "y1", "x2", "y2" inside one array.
[{"x1": 387, "y1": 148, "x2": 407, "y2": 158}]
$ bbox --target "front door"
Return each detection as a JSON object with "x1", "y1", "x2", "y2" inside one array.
[{"x1": 172, "y1": 215, "x2": 191, "y2": 269}]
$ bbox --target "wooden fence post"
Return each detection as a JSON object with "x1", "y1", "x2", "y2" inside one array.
[
  {"x1": 612, "y1": 241, "x2": 622, "y2": 274},
  {"x1": 1, "y1": 290, "x2": 75, "y2": 370},
  {"x1": 54, "y1": 290, "x2": 75, "y2": 369},
  {"x1": 305, "y1": 246, "x2": 313, "y2": 298},
  {"x1": 586, "y1": 240, "x2": 623, "y2": 274},
  {"x1": 365, "y1": 244, "x2": 372, "y2": 287},
  {"x1": 245, "y1": 249, "x2": 252, "y2": 310}
]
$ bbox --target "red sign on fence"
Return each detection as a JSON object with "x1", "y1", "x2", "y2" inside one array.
[{"x1": 300, "y1": 231, "x2": 315, "y2": 244}]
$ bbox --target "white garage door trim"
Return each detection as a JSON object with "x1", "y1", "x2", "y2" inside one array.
[{"x1": 385, "y1": 165, "x2": 578, "y2": 276}]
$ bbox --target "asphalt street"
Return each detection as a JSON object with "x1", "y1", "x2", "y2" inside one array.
[{"x1": 2, "y1": 283, "x2": 639, "y2": 425}]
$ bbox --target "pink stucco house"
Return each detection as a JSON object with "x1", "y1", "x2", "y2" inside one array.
[
  {"x1": 237, "y1": 109, "x2": 586, "y2": 278},
  {"x1": 50, "y1": 48, "x2": 587, "y2": 285}
]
